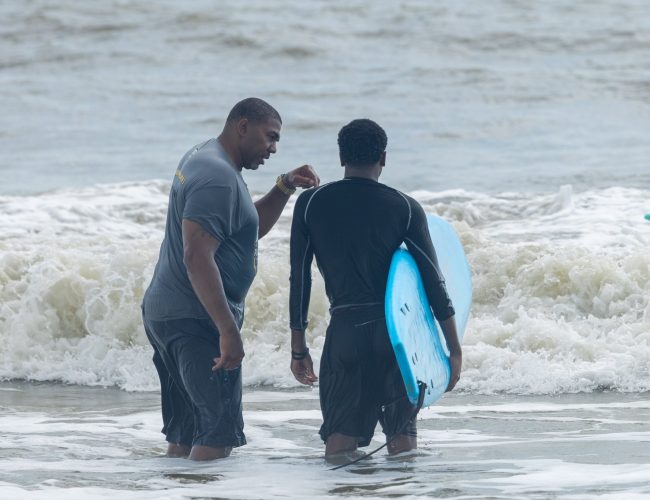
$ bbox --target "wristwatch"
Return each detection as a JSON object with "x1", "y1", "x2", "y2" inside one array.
[{"x1": 276, "y1": 174, "x2": 296, "y2": 195}]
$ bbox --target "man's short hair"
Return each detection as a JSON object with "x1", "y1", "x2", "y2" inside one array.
[
  {"x1": 338, "y1": 119, "x2": 387, "y2": 167},
  {"x1": 226, "y1": 97, "x2": 282, "y2": 124}
]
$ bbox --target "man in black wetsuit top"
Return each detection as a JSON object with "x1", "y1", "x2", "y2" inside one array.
[{"x1": 288, "y1": 119, "x2": 462, "y2": 457}]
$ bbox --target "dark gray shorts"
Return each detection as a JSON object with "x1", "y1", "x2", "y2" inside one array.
[
  {"x1": 319, "y1": 306, "x2": 417, "y2": 447},
  {"x1": 143, "y1": 315, "x2": 246, "y2": 449}
]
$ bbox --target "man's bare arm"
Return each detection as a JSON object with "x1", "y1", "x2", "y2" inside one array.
[
  {"x1": 255, "y1": 165, "x2": 320, "y2": 238},
  {"x1": 182, "y1": 219, "x2": 243, "y2": 370}
]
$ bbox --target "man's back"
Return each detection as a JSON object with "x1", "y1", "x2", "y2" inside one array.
[{"x1": 289, "y1": 177, "x2": 454, "y2": 331}]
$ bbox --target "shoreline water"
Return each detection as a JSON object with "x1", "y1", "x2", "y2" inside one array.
[{"x1": 2, "y1": 381, "x2": 650, "y2": 499}]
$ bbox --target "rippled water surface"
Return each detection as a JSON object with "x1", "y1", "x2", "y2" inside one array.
[
  {"x1": 2, "y1": 382, "x2": 650, "y2": 499},
  {"x1": 1, "y1": 0, "x2": 648, "y2": 194}
]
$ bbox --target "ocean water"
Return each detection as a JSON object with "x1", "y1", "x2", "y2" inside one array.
[
  {"x1": 1, "y1": 0, "x2": 649, "y2": 498},
  {"x1": 1, "y1": 0, "x2": 648, "y2": 195},
  {"x1": 2, "y1": 382, "x2": 650, "y2": 499}
]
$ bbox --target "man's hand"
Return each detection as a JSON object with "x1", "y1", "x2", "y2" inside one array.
[
  {"x1": 291, "y1": 354, "x2": 318, "y2": 386},
  {"x1": 445, "y1": 352, "x2": 462, "y2": 392},
  {"x1": 438, "y1": 316, "x2": 462, "y2": 392},
  {"x1": 285, "y1": 164, "x2": 320, "y2": 189},
  {"x1": 182, "y1": 219, "x2": 244, "y2": 372},
  {"x1": 212, "y1": 325, "x2": 245, "y2": 371},
  {"x1": 290, "y1": 329, "x2": 317, "y2": 385}
]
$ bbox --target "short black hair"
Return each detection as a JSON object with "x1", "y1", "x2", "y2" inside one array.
[
  {"x1": 337, "y1": 119, "x2": 387, "y2": 167},
  {"x1": 226, "y1": 97, "x2": 282, "y2": 124}
]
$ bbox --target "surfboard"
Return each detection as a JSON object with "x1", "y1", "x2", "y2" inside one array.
[{"x1": 385, "y1": 214, "x2": 472, "y2": 407}]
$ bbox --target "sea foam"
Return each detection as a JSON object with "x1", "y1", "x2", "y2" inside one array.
[{"x1": 1, "y1": 182, "x2": 648, "y2": 393}]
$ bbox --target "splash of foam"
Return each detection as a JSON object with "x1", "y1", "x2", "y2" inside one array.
[{"x1": 1, "y1": 183, "x2": 648, "y2": 393}]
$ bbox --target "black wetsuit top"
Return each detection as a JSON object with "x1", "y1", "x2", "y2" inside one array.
[{"x1": 289, "y1": 177, "x2": 455, "y2": 331}]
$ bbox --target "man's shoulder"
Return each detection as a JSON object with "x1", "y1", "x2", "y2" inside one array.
[
  {"x1": 294, "y1": 185, "x2": 320, "y2": 211},
  {"x1": 297, "y1": 179, "x2": 417, "y2": 207},
  {"x1": 298, "y1": 178, "x2": 355, "y2": 208},
  {"x1": 395, "y1": 188, "x2": 418, "y2": 206},
  {"x1": 182, "y1": 141, "x2": 238, "y2": 189},
  {"x1": 375, "y1": 183, "x2": 419, "y2": 206},
  {"x1": 378, "y1": 185, "x2": 428, "y2": 223},
  {"x1": 192, "y1": 140, "x2": 234, "y2": 172},
  {"x1": 296, "y1": 179, "x2": 344, "y2": 201},
  {"x1": 297, "y1": 178, "x2": 361, "y2": 201}
]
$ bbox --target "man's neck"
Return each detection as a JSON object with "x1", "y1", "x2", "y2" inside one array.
[
  {"x1": 217, "y1": 133, "x2": 243, "y2": 171},
  {"x1": 343, "y1": 164, "x2": 381, "y2": 182}
]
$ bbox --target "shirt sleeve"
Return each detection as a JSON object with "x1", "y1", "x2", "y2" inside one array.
[
  {"x1": 182, "y1": 183, "x2": 234, "y2": 242},
  {"x1": 404, "y1": 200, "x2": 455, "y2": 322},
  {"x1": 289, "y1": 190, "x2": 315, "y2": 331}
]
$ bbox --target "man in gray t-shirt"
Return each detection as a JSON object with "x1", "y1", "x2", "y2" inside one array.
[
  {"x1": 142, "y1": 98, "x2": 319, "y2": 461},
  {"x1": 144, "y1": 138, "x2": 258, "y2": 327}
]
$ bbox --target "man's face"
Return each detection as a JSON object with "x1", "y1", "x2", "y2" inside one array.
[{"x1": 239, "y1": 118, "x2": 281, "y2": 170}]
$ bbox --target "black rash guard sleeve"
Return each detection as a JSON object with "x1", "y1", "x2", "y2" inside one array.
[
  {"x1": 404, "y1": 200, "x2": 456, "y2": 322},
  {"x1": 289, "y1": 190, "x2": 315, "y2": 331}
]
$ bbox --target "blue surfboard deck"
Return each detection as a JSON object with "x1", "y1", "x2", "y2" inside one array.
[{"x1": 385, "y1": 214, "x2": 472, "y2": 407}]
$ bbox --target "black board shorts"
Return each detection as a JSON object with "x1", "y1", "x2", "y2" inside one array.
[
  {"x1": 143, "y1": 315, "x2": 246, "y2": 449},
  {"x1": 318, "y1": 305, "x2": 417, "y2": 447}
]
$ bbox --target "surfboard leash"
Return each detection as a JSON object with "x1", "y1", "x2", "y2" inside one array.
[{"x1": 329, "y1": 381, "x2": 427, "y2": 471}]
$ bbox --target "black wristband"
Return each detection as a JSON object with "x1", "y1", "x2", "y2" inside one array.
[{"x1": 291, "y1": 348, "x2": 309, "y2": 360}]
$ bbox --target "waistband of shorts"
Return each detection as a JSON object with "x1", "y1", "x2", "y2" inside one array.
[{"x1": 329, "y1": 302, "x2": 384, "y2": 316}]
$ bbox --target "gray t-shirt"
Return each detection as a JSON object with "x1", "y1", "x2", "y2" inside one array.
[{"x1": 143, "y1": 138, "x2": 259, "y2": 327}]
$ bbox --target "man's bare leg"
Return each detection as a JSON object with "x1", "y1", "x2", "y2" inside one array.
[
  {"x1": 387, "y1": 434, "x2": 417, "y2": 455},
  {"x1": 166, "y1": 443, "x2": 191, "y2": 458},
  {"x1": 325, "y1": 433, "x2": 358, "y2": 456},
  {"x1": 189, "y1": 445, "x2": 232, "y2": 461}
]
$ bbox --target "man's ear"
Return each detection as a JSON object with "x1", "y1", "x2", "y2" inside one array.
[
  {"x1": 340, "y1": 153, "x2": 345, "y2": 167},
  {"x1": 380, "y1": 151, "x2": 386, "y2": 167},
  {"x1": 237, "y1": 118, "x2": 249, "y2": 137}
]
